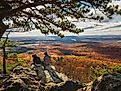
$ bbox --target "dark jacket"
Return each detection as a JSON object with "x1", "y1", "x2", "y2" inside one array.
[{"x1": 33, "y1": 56, "x2": 42, "y2": 65}]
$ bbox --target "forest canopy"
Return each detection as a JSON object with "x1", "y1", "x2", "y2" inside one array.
[{"x1": 0, "y1": 0, "x2": 120, "y2": 38}]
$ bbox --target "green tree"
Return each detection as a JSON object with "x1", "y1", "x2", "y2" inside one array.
[
  {"x1": 0, "y1": 0, "x2": 119, "y2": 38},
  {"x1": 0, "y1": 31, "x2": 16, "y2": 74},
  {"x1": 0, "y1": 0, "x2": 120, "y2": 74},
  {"x1": 0, "y1": 40, "x2": 16, "y2": 48}
]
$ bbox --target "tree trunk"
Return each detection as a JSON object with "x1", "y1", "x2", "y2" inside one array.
[
  {"x1": 3, "y1": 47, "x2": 6, "y2": 74},
  {"x1": 0, "y1": 20, "x2": 7, "y2": 39},
  {"x1": 0, "y1": 20, "x2": 7, "y2": 74}
]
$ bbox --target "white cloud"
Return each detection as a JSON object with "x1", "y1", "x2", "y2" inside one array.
[{"x1": 5, "y1": 0, "x2": 121, "y2": 37}]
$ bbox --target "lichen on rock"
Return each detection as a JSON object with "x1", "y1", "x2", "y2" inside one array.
[
  {"x1": 84, "y1": 73, "x2": 121, "y2": 91},
  {"x1": 0, "y1": 66, "x2": 83, "y2": 91}
]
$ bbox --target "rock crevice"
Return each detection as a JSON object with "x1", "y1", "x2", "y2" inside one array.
[{"x1": 0, "y1": 66, "x2": 83, "y2": 91}]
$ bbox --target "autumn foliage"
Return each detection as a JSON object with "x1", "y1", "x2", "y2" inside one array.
[{"x1": 0, "y1": 42, "x2": 121, "y2": 82}]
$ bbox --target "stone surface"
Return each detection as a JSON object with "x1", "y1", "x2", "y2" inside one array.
[
  {"x1": 0, "y1": 66, "x2": 83, "y2": 91},
  {"x1": 84, "y1": 73, "x2": 121, "y2": 91}
]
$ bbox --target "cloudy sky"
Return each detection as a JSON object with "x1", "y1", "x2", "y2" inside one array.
[{"x1": 7, "y1": 0, "x2": 121, "y2": 37}]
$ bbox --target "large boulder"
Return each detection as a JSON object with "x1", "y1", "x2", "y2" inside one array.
[
  {"x1": 85, "y1": 73, "x2": 121, "y2": 91},
  {"x1": 0, "y1": 66, "x2": 83, "y2": 91}
]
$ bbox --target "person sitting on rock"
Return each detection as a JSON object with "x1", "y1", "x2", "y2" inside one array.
[
  {"x1": 43, "y1": 52, "x2": 63, "y2": 83},
  {"x1": 32, "y1": 54, "x2": 46, "y2": 85},
  {"x1": 32, "y1": 54, "x2": 42, "y2": 66},
  {"x1": 44, "y1": 52, "x2": 51, "y2": 66}
]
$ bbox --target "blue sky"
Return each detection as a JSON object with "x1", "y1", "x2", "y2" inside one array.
[
  {"x1": 6, "y1": 0, "x2": 121, "y2": 37},
  {"x1": 8, "y1": 16, "x2": 121, "y2": 37}
]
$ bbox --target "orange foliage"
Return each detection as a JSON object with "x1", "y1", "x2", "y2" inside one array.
[{"x1": 0, "y1": 42, "x2": 121, "y2": 82}]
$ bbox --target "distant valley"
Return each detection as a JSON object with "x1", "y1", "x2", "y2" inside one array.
[{"x1": 9, "y1": 35, "x2": 121, "y2": 44}]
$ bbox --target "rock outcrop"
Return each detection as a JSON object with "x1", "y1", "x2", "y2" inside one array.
[
  {"x1": 0, "y1": 66, "x2": 83, "y2": 91},
  {"x1": 85, "y1": 73, "x2": 121, "y2": 91},
  {"x1": 2, "y1": 66, "x2": 121, "y2": 91}
]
